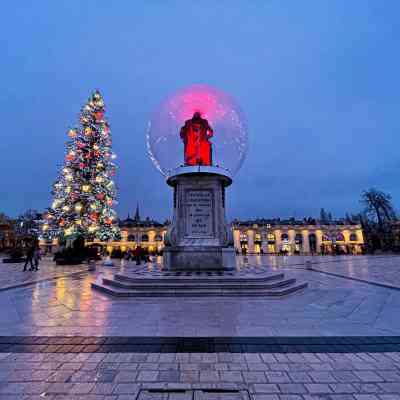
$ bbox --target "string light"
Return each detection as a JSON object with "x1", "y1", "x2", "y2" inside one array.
[{"x1": 44, "y1": 90, "x2": 120, "y2": 241}]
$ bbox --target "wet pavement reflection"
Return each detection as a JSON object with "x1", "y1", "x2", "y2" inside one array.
[{"x1": 1, "y1": 255, "x2": 400, "y2": 337}]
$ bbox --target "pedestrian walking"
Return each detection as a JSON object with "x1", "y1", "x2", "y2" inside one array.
[
  {"x1": 134, "y1": 246, "x2": 142, "y2": 265},
  {"x1": 33, "y1": 247, "x2": 41, "y2": 271},
  {"x1": 23, "y1": 245, "x2": 35, "y2": 271}
]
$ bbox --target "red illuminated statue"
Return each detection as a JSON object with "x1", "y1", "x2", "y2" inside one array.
[{"x1": 180, "y1": 112, "x2": 213, "y2": 166}]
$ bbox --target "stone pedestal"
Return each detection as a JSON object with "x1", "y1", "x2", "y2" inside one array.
[{"x1": 164, "y1": 166, "x2": 235, "y2": 271}]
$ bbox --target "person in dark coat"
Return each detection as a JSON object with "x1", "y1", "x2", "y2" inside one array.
[
  {"x1": 23, "y1": 246, "x2": 35, "y2": 271},
  {"x1": 133, "y1": 246, "x2": 142, "y2": 265}
]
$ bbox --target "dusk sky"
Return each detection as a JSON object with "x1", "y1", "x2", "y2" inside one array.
[{"x1": 1, "y1": 1, "x2": 399, "y2": 221}]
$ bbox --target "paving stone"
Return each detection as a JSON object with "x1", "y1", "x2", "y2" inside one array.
[
  {"x1": 378, "y1": 395, "x2": 400, "y2": 400},
  {"x1": 287, "y1": 372, "x2": 312, "y2": 383},
  {"x1": 45, "y1": 382, "x2": 75, "y2": 394},
  {"x1": 220, "y1": 371, "x2": 243, "y2": 382},
  {"x1": 354, "y1": 371, "x2": 385, "y2": 383},
  {"x1": 265, "y1": 372, "x2": 291, "y2": 383},
  {"x1": 229, "y1": 363, "x2": 248, "y2": 371},
  {"x1": 304, "y1": 383, "x2": 332, "y2": 394},
  {"x1": 203, "y1": 354, "x2": 218, "y2": 363},
  {"x1": 332, "y1": 371, "x2": 361, "y2": 382},
  {"x1": 278, "y1": 383, "x2": 307, "y2": 394},
  {"x1": 136, "y1": 371, "x2": 159, "y2": 382},
  {"x1": 377, "y1": 382, "x2": 400, "y2": 393},
  {"x1": 180, "y1": 371, "x2": 199, "y2": 383},
  {"x1": 260, "y1": 354, "x2": 277, "y2": 363},
  {"x1": 199, "y1": 371, "x2": 220, "y2": 382},
  {"x1": 242, "y1": 371, "x2": 267, "y2": 383},
  {"x1": 158, "y1": 370, "x2": 180, "y2": 382},
  {"x1": 269, "y1": 364, "x2": 290, "y2": 372},
  {"x1": 253, "y1": 395, "x2": 279, "y2": 400},
  {"x1": 114, "y1": 371, "x2": 138, "y2": 383},
  {"x1": 112, "y1": 383, "x2": 140, "y2": 395},
  {"x1": 46, "y1": 370, "x2": 75, "y2": 383},
  {"x1": 159, "y1": 353, "x2": 176, "y2": 363},
  {"x1": 287, "y1": 363, "x2": 313, "y2": 372},
  {"x1": 329, "y1": 383, "x2": 358, "y2": 393},
  {"x1": 247, "y1": 363, "x2": 269, "y2": 371},
  {"x1": 69, "y1": 382, "x2": 96, "y2": 394},
  {"x1": 90, "y1": 382, "x2": 116, "y2": 394},
  {"x1": 252, "y1": 384, "x2": 280, "y2": 394},
  {"x1": 214, "y1": 363, "x2": 229, "y2": 371},
  {"x1": 309, "y1": 363, "x2": 334, "y2": 371},
  {"x1": 352, "y1": 383, "x2": 382, "y2": 393},
  {"x1": 309, "y1": 371, "x2": 337, "y2": 383},
  {"x1": 376, "y1": 370, "x2": 400, "y2": 382}
]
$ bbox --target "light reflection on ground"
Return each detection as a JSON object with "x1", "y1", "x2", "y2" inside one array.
[{"x1": 1, "y1": 255, "x2": 400, "y2": 337}]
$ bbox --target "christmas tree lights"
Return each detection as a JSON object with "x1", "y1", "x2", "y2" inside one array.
[{"x1": 44, "y1": 90, "x2": 120, "y2": 242}]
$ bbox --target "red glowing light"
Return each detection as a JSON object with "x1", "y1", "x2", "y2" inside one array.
[{"x1": 164, "y1": 85, "x2": 230, "y2": 126}]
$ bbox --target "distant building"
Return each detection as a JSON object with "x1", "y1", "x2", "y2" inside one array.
[
  {"x1": 88, "y1": 208, "x2": 364, "y2": 256},
  {"x1": 232, "y1": 218, "x2": 364, "y2": 255},
  {"x1": 0, "y1": 216, "x2": 15, "y2": 250}
]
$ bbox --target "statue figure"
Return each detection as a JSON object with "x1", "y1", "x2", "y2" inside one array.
[{"x1": 180, "y1": 112, "x2": 213, "y2": 166}]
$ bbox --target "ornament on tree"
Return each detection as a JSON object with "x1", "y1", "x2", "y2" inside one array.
[{"x1": 68, "y1": 129, "x2": 77, "y2": 138}]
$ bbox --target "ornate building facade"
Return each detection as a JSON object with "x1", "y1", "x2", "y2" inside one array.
[
  {"x1": 95, "y1": 209, "x2": 364, "y2": 256},
  {"x1": 232, "y1": 219, "x2": 364, "y2": 255}
]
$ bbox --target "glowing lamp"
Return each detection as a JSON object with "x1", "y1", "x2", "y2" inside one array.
[{"x1": 82, "y1": 185, "x2": 91, "y2": 192}]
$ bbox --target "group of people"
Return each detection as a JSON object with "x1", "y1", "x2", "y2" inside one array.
[
  {"x1": 23, "y1": 245, "x2": 41, "y2": 271},
  {"x1": 125, "y1": 245, "x2": 151, "y2": 265}
]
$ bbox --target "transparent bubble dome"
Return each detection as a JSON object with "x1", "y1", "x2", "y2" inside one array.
[{"x1": 146, "y1": 84, "x2": 248, "y2": 177}]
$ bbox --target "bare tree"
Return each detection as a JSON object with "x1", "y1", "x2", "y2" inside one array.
[{"x1": 361, "y1": 189, "x2": 396, "y2": 230}]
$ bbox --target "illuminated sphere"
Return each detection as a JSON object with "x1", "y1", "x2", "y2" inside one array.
[{"x1": 146, "y1": 84, "x2": 248, "y2": 177}]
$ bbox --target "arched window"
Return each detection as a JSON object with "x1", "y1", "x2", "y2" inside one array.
[
  {"x1": 281, "y1": 233, "x2": 289, "y2": 241},
  {"x1": 267, "y1": 233, "x2": 275, "y2": 241},
  {"x1": 308, "y1": 233, "x2": 317, "y2": 253},
  {"x1": 155, "y1": 234, "x2": 163, "y2": 241},
  {"x1": 240, "y1": 233, "x2": 247, "y2": 242},
  {"x1": 349, "y1": 233, "x2": 358, "y2": 242},
  {"x1": 295, "y1": 233, "x2": 303, "y2": 243},
  {"x1": 127, "y1": 234, "x2": 136, "y2": 242},
  {"x1": 254, "y1": 233, "x2": 262, "y2": 242},
  {"x1": 336, "y1": 233, "x2": 345, "y2": 241},
  {"x1": 141, "y1": 234, "x2": 149, "y2": 242}
]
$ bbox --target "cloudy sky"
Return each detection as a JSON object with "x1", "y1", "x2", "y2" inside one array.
[{"x1": 1, "y1": 1, "x2": 399, "y2": 221}]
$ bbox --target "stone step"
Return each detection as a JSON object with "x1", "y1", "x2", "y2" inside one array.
[
  {"x1": 102, "y1": 276, "x2": 297, "y2": 290},
  {"x1": 113, "y1": 272, "x2": 285, "y2": 284},
  {"x1": 91, "y1": 280, "x2": 308, "y2": 297}
]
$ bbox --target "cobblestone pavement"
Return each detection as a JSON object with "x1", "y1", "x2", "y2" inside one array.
[
  {"x1": 0, "y1": 256, "x2": 89, "y2": 291},
  {"x1": 1, "y1": 255, "x2": 400, "y2": 336},
  {"x1": 1, "y1": 351, "x2": 400, "y2": 398}
]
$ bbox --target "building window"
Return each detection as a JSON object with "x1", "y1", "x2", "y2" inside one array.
[
  {"x1": 155, "y1": 234, "x2": 163, "y2": 241},
  {"x1": 240, "y1": 233, "x2": 247, "y2": 242},
  {"x1": 281, "y1": 233, "x2": 289, "y2": 241},
  {"x1": 309, "y1": 233, "x2": 317, "y2": 253},
  {"x1": 349, "y1": 233, "x2": 358, "y2": 242},
  {"x1": 336, "y1": 233, "x2": 345, "y2": 241},
  {"x1": 141, "y1": 234, "x2": 149, "y2": 242},
  {"x1": 127, "y1": 234, "x2": 136, "y2": 242},
  {"x1": 267, "y1": 233, "x2": 275, "y2": 242},
  {"x1": 295, "y1": 233, "x2": 303, "y2": 243},
  {"x1": 254, "y1": 233, "x2": 262, "y2": 242}
]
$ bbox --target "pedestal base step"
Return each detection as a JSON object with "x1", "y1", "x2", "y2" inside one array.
[{"x1": 91, "y1": 271, "x2": 308, "y2": 298}]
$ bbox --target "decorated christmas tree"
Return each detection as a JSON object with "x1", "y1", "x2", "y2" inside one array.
[{"x1": 43, "y1": 90, "x2": 120, "y2": 242}]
